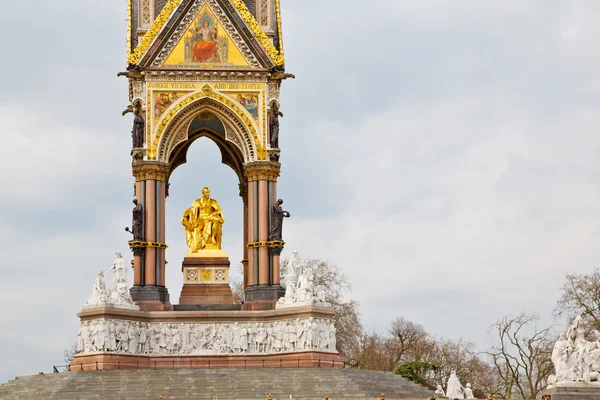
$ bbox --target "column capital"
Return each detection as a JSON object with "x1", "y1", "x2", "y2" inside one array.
[
  {"x1": 132, "y1": 161, "x2": 170, "y2": 181},
  {"x1": 245, "y1": 162, "x2": 280, "y2": 182}
]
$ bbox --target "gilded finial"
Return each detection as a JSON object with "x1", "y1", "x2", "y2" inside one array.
[{"x1": 380, "y1": 394, "x2": 385, "y2": 400}]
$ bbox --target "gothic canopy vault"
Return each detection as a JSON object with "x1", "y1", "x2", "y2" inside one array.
[{"x1": 124, "y1": 0, "x2": 291, "y2": 311}]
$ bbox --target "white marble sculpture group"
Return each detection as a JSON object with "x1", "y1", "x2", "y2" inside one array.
[
  {"x1": 276, "y1": 251, "x2": 331, "y2": 309},
  {"x1": 77, "y1": 318, "x2": 337, "y2": 356},
  {"x1": 549, "y1": 313, "x2": 600, "y2": 386},
  {"x1": 84, "y1": 252, "x2": 138, "y2": 310},
  {"x1": 436, "y1": 372, "x2": 474, "y2": 399}
]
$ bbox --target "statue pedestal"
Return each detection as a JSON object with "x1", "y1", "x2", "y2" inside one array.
[
  {"x1": 178, "y1": 250, "x2": 234, "y2": 307},
  {"x1": 546, "y1": 383, "x2": 600, "y2": 399}
]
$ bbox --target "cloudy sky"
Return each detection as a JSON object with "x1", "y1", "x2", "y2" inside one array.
[{"x1": 1, "y1": 0, "x2": 600, "y2": 383}]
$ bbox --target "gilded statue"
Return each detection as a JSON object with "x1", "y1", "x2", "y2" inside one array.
[{"x1": 182, "y1": 187, "x2": 225, "y2": 251}]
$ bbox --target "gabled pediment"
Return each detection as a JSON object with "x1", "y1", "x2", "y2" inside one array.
[{"x1": 128, "y1": 0, "x2": 284, "y2": 70}]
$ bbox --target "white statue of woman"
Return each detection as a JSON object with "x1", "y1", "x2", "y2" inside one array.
[
  {"x1": 295, "y1": 265, "x2": 313, "y2": 303},
  {"x1": 108, "y1": 252, "x2": 127, "y2": 291},
  {"x1": 446, "y1": 371, "x2": 464, "y2": 399}
]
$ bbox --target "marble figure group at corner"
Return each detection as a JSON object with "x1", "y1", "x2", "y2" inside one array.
[
  {"x1": 549, "y1": 312, "x2": 600, "y2": 386},
  {"x1": 434, "y1": 371, "x2": 475, "y2": 399},
  {"x1": 276, "y1": 251, "x2": 330, "y2": 309},
  {"x1": 84, "y1": 252, "x2": 139, "y2": 310}
]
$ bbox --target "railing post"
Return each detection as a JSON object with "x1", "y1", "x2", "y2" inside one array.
[
  {"x1": 117, "y1": 361, "x2": 120, "y2": 370},
  {"x1": 208, "y1": 359, "x2": 211, "y2": 368}
]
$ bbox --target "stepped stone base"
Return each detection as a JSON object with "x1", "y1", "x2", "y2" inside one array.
[
  {"x1": 0, "y1": 368, "x2": 434, "y2": 400},
  {"x1": 545, "y1": 383, "x2": 600, "y2": 399}
]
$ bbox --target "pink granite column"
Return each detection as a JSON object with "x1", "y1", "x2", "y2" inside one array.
[
  {"x1": 133, "y1": 180, "x2": 143, "y2": 286},
  {"x1": 247, "y1": 181, "x2": 256, "y2": 287},
  {"x1": 145, "y1": 179, "x2": 156, "y2": 286},
  {"x1": 242, "y1": 192, "x2": 249, "y2": 291},
  {"x1": 258, "y1": 179, "x2": 269, "y2": 285},
  {"x1": 160, "y1": 181, "x2": 166, "y2": 286}
]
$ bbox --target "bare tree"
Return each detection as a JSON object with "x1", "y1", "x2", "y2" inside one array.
[
  {"x1": 555, "y1": 269, "x2": 600, "y2": 331},
  {"x1": 64, "y1": 341, "x2": 78, "y2": 364},
  {"x1": 388, "y1": 317, "x2": 429, "y2": 365},
  {"x1": 486, "y1": 313, "x2": 554, "y2": 400},
  {"x1": 229, "y1": 264, "x2": 245, "y2": 304},
  {"x1": 334, "y1": 300, "x2": 363, "y2": 361}
]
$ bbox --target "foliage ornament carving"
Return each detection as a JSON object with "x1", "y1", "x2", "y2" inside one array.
[
  {"x1": 230, "y1": 0, "x2": 285, "y2": 66},
  {"x1": 245, "y1": 162, "x2": 280, "y2": 181},
  {"x1": 132, "y1": 162, "x2": 170, "y2": 181}
]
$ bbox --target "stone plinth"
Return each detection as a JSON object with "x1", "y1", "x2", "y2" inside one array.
[
  {"x1": 71, "y1": 351, "x2": 341, "y2": 370},
  {"x1": 243, "y1": 284, "x2": 285, "y2": 311},
  {"x1": 179, "y1": 250, "x2": 233, "y2": 306},
  {"x1": 72, "y1": 305, "x2": 341, "y2": 370},
  {"x1": 546, "y1": 383, "x2": 600, "y2": 400}
]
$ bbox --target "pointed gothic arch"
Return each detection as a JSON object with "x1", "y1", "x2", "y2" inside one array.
[{"x1": 155, "y1": 90, "x2": 261, "y2": 167}]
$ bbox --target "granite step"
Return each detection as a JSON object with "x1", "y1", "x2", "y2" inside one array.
[{"x1": 0, "y1": 369, "x2": 433, "y2": 400}]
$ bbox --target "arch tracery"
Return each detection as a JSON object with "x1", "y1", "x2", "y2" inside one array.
[{"x1": 153, "y1": 85, "x2": 263, "y2": 163}]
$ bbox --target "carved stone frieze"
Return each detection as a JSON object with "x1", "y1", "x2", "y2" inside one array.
[
  {"x1": 245, "y1": 162, "x2": 280, "y2": 181},
  {"x1": 77, "y1": 316, "x2": 337, "y2": 356},
  {"x1": 151, "y1": 0, "x2": 261, "y2": 69},
  {"x1": 132, "y1": 162, "x2": 170, "y2": 181},
  {"x1": 144, "y1": 71, "x2": 270, "y2": 82}
]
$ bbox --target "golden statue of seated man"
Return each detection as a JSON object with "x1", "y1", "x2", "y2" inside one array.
[{"x1": 182, "y1": 187, "x2": 225, "y2": 252}]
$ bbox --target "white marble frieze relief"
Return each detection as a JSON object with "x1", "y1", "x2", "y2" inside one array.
[{"x1": 77, "y1": 317, "x2": 337, "y2": 356}]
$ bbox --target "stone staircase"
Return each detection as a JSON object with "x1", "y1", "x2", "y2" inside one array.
[{"x1": 0, "y1": 368, "x2": 433, "y2": 400}]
